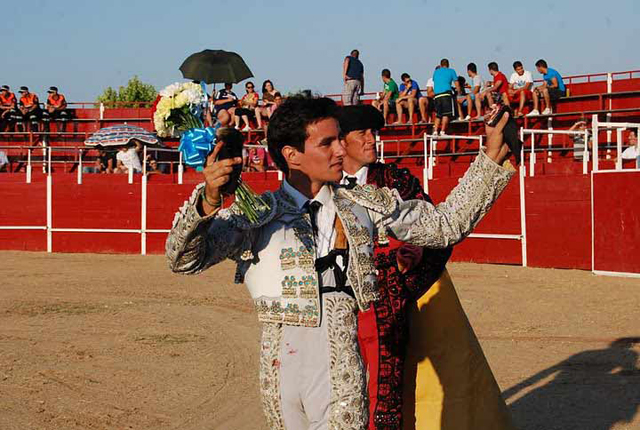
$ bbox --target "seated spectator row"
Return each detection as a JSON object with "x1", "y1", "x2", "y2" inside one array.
[
  {"x1": 0, "y1": 86, "x2": 70, "y2": 132},
  {"x1": 369, "y1": 58, "x2": 566, "y2": 134},
  {"x1": 208, "y1": 80, "x2": 284, "y2": 134}
]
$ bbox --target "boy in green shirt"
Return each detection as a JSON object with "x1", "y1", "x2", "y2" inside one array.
[{"x1": 372, "y1": 68, "x2": 399, "y2": 124}]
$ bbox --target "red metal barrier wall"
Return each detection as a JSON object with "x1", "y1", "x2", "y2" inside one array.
[
  {"x1": 428, "y1": 175, "x2": 523, "y2": 265},
  {"x1": 524, "y1": 174, "x2": 592, "y2": 269},
  {"x1": 592, "y1": 171, "x2": 640, "y2": 274},
  {"x1": 0, "y1": 169, "x2": 636, "y2": 274}
]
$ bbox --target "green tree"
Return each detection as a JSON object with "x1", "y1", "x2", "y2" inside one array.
[{"x1": 96, "y1": 76, "x2": 156, "y2": 107}]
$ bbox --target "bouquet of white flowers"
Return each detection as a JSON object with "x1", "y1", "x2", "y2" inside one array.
[{"x1": 153, "y1": 82, "x2": 206, "y2": 137}]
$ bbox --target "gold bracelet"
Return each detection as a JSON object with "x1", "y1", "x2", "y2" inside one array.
[{"x1": 201, "y1": 190, "x2": 221, "y2": 208}]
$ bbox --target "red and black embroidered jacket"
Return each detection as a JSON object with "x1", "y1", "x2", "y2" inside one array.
[{"x1": 365, "y1": 162, "x2": 452, "y2": 429}]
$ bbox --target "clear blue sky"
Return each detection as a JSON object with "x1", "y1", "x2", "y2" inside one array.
[{"x1": 3, "y1": 0, "x2": 639, "y2": 102}]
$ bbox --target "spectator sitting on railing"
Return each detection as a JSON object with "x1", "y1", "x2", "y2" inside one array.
[
  {"x1": 42, "y1": 87, "x2": 69, "y2": 131},
  {"x1": 234, "y1": 81, "x2": 261, "y2": 132},
  {"x1": 466, "y1": 63, "x2": 485, "y2": 120},
  {"x1": 621, "y1": 131, "x2": 638, "y2": 168},
  {"x1": 418, "y1": 73, "x2": 436, "y2": 123},
  {"x1": 0, "y1": 149, "x2": 8, "y2": 172},
  {"x1": 527, "y1": 59, "x2": 566, "y2": 116},
  {"x1": 372, "y1": 68, "x2": 399, "y2": 125},
  {"x1": 115, "y1": 140, "x2": 142, "y2": 174},
  {"x1": 254, "y1": 80, "x2": 278, "y2": 130},
  {"x1": 393, "y1": 73, "x2": 421, "y2": 125},
  {"x1": 479, "y1": 62, "x2": 509, "y2": 111},
  {"x1": 16, "y1": 87, "x2": 42, "y2": 133},
  {"x1": 508, "y1": 61, "x2": 534, "y2": 118},
  {"x1": 212, "y1": 83, "x2": 238, "y2": 127},
  {"x1": 569, "y1": 120, "x2": 592, "y2": 160},
  {"x1": 0, "y1": 85, "x2": 17, "y2": 130}
]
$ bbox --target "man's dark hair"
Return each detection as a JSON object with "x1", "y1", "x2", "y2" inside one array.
[
  {"x1": 351, "y1": 49, "x2": 359, "y2": 57},
  {"x1": 467, "y1": 62, "x2": 477, "y2": 73},
  {"x1": 267, "y1": 95, "x2": 339, "y2": 175},
  {"x1": 400, "y1": 73, "x2": 410, "y2": 81},
  {"x1": 488, "y1": 62, "x2": 499, "y2": 72},
  {"x1": 274, "y1": 91, "x2": 282, "y2": 98},
  {"x1": 440, "y1": 58, "x2": 449, "y2": 67},
  {"x1": 535, "y1": 59, "x2": 548, "y2": 68},
  {"x1": 513, "y1": 61, "x2": 523, "y2": 69},
  {"x1": 381, "y1": 69, "x2": 391, "y2": 78}
]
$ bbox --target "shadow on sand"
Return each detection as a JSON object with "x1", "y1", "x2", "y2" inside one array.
[{"x1": 503, "y1": 337, "x2": 640, "y2": 430}]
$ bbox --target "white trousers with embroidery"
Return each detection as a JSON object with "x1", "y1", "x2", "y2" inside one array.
[{"x1": 259, "y1": 293, "x2": 368, "y2": 430}]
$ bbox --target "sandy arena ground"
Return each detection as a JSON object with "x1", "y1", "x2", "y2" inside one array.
[{"x1": 0, "y1": 251, "x2": 638, "y2": 430}]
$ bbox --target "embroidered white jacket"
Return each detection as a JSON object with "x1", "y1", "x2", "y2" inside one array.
[{"x1": 166, "y1": 151, "x2": 514, "y2": 327}]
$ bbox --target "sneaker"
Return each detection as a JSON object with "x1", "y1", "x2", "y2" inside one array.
[
  {"x1": 241, "y1": 125, "x2": 251, "y2": 132},
  {"x1": 542, "y1": 108, "x2": 552, "y2": 115},
  {"x1": 439, "y1": 130, "x2": 446, "y2": 136},
  {"x1": 526, "y1": 110, "x2": 540, "y2": 117},
  {"x1": 464, "y1": 115, "x2": 471, "y2": 121}
]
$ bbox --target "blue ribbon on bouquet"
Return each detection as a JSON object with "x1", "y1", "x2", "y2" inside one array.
[{"x1": 178, "y1": 126, "x2": 218, "y2": 167}]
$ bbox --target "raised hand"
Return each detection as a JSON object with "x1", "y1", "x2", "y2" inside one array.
[
  {"x1": 201, "y1": 141, "x2": 243, "y2": 214},
  {"x1": 484, "y1": 111, "x2": 511, "y2": 165}
]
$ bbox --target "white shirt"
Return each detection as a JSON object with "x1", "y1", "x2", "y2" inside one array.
[
  {"x1": 426, "y1": 78, "x2": 434, "y2": 89},
  {"x1": 509, "y1": 71, "x2": 533, "y2": 90},
  {"x1": 0, "y1": 150, "x2": 8, "y2": 167},
  {"x1": 470, "y1": 74, "x2": 485, "y2": 93},
  {"x1": 282, "y1": 180, "x2": 345, "y2": 287},
  {"x1": 116, "y1": 147, "x2": 142, "y2": 173},
  {"x1": 622, "y1": 146, "x2": 638, "y2": 160},
  {"x1": 341, "y1": 165, "x2": 368, "y2": 186}
]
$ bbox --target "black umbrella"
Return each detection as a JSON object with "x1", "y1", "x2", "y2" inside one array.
[{"x1": 179, "y1": 49, "x2": 254, "y2": 84}]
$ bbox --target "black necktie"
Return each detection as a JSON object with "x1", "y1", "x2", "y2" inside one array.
[
  {"x1": 304, "y1": 200, "x2": 322, "y2": 236},
  {"x1": 344, "y1": 176, "x2": 358, "y2": 189}
]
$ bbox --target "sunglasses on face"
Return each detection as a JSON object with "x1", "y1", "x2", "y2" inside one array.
[{"x1": 246, "y1": 86, "x2": 254, "y2": 89}]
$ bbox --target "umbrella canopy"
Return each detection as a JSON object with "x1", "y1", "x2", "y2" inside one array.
[
  {"x1": 179, "y1": 49, "x2": 253, "y2": 84},
  {"x1": 84, "y1": 125, "x2": 160, "y2": 147}
]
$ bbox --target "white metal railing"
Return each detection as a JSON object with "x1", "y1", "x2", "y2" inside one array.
[
  {"x1": 0, "y1": 143, "x2": 280, "y2": 255},
  {"x1": 520, "y1": 128, "x2": 590, "y2": 176},
  {"x1": 590, "y1": 114, "x2": 640, "y2": 172},
  {"x1": 422, "y1": 133, "x2": 484, "y2": 193}
]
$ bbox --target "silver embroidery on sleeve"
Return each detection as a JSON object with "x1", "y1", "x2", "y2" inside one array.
[
  {"x1": 259, "y1": 323, "x2": 285, "y2": 430},
  {"x1": 325, "y1": 295, "x2": 368, "y2": 430}
]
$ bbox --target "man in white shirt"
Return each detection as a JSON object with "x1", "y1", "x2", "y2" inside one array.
[
  {"x1": 166, "y1": 96, "x2": 515, "y2": 430},
  {"x1": 466, "y1": 63, "x2": 485, "y2": 120},
  {"x1": 116, "y1": 141, "x2": 143, "y2": 174},
  {"x1": 508, "y1": 61, "x2": 534, "y2": 117},
  {"x1": 621, "y1": 131, "x2": 639, "y2": 168},
  {"x1": 418, "y1": 77, "x2": 435, "y2": 124}
]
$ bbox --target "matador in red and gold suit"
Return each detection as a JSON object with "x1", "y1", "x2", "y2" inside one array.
[{"x1": 338, "y1": 105, "x2": 516, "y2": 430}]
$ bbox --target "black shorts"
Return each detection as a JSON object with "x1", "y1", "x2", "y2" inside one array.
[
  {"x1": 548, "y1": 88, "x2": 566, "y2": 101},
  {"x1": 42, "y1": 109, "x2": 70, "y2": 122},
  {"x1": 235, "y1": 107, "x2": 255, "y2": 118},
  {"x1": 434, "y1": 93, "x2": 455, "y2": 118},
  {"x1": 15, "y1": 107, "x2": 42, "y2": 122}
]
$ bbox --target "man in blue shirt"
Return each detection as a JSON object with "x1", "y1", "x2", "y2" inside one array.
[
  {"x1": 432, "y1": 59, "x2": 461, "y2": 135},
  {"x1": 393, "y1": 73, "x2": 422, "y2": 125},
  {"x1": 527, "y1": 59, "x2": 567, "y2": 117},
  {"x1": 342, "y1": 49, "x2": 365, "y2": 106}
]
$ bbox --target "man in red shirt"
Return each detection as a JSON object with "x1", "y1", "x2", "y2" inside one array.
[
  {"x1": 17, "y1": 86, "x2": 42, "y2": 132},
  {"x1": 43, "y1": 86, "x2": 70, "y2": 131},
  {"x1": 479, "y1": 62, "x2": 509, "y2": 111},
  {"x1": 0, "y1": 85, "x2": 17, "y2": 130}
]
